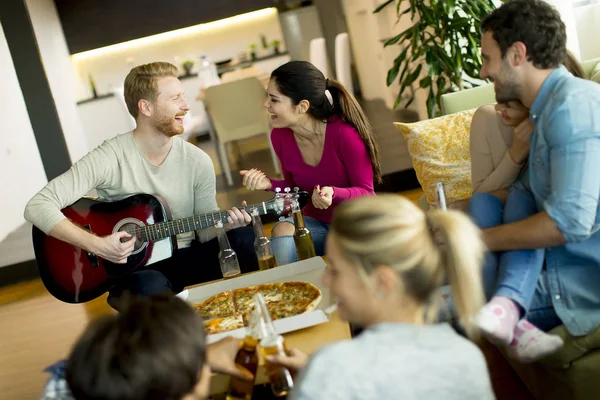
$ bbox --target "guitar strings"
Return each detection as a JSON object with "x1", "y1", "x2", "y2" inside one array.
[{"x1": 119, "y1": 203, "x2": 274, "y2": 241}]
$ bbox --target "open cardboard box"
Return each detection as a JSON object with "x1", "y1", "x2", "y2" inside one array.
[{"x1": 186, "y1": 257, "x2": 336, "y2": 344}]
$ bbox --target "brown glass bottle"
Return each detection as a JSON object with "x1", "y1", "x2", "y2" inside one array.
[
  {"x1": 292, "y1": 200, "x2": 316, "y2": 260},
  {"x1": 226, "y1": 308, "x2": 260, "y2": 400}
]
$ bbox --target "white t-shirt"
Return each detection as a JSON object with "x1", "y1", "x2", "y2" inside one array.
[{"x1": 290, "y1": 323, "x2": 495, "y2": 400}]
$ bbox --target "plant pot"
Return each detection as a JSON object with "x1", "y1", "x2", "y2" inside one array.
[
  {"x1": 251, "y1": 52, "x2": 257, "y2": 61},
  {"x1": 273, "y1": 47, "x2": 280, "y2": 55},
  {"x1": 183, "y1": 66, "x2": 193, "y2": 76}
]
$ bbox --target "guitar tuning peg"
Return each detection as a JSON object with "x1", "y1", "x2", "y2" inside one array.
[
  {"x1": 294, "y1": 187, "x2": 299, "y2": 193},
  {"x1": 284, "y1": 187, "x2": 291, "y2": 193},
  {"x1": 275, "y1": 187, "x2": 281, "y2": 193}
]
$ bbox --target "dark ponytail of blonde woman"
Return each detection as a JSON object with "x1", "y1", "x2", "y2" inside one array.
[
  {"x1": 331, "y1": 194, "x2": 486, "y2": 338},
  {"x1": 270, "y1": 61, "x2": 382, "y2": 183}
]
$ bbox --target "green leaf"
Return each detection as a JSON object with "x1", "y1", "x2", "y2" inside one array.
[
  {"x1": 373, "y1": 0, "x2": 394, "y2": 14},
  {"x1": 419, "y1": 75, "x2": 432, "y2": 89},
  {"x1": 383, "y1": 26, "x2": 414, "y2": 47}
]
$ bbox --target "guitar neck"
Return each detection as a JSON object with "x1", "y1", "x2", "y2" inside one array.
[{"x1": 139, "y1": 203, "x2": 269, "y2": 242}]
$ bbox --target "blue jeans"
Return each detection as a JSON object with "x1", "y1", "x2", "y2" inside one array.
[
  {"x1": 270, "y1": 216, "x2": 329, "y2": 265},
  {"x1": 468, "y1": 190, "x2": 561, "y2": 330}
]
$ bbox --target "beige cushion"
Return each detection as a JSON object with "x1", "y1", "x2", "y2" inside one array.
[
  {"x1": 394, "y1": 110, "x2": 474, "y2": 205},
  {"x1": 591, "y1": 62, "x2": 600, "y2": 84}
]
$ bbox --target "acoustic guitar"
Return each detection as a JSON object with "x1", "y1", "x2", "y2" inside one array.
[{"x1": 32, "y1": 188, "x2": 307, "y2": 303}]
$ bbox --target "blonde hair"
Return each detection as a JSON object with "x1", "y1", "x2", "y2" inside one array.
[
  {"x1": 331, "y1": 194, "x2": 486, "y2": 338},
  {"x1": 123, "y1": 62, "x2": 178, "y2": 119}
]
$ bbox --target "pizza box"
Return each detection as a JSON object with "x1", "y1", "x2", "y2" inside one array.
[{"x1": 186, "y1": 257, "x2": 336, "y2": 344}]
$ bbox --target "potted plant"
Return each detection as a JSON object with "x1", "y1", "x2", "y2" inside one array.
[
  {"x1": 374, "y1": 0, "x2": 496, "y2": 117},
  {"x1": 272, "y1": 39, "x2": 281, "y2": 55},
  {"x1": 181, "y1": 60, "x2": 194, "y2": 76},
  {"x1": 249, "y1": 43, "x2": 258, "y2": 61}
]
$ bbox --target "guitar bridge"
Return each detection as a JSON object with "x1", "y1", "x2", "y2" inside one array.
[{"x1": 82, "y1": 224, "x2": 99, "y2": 268}]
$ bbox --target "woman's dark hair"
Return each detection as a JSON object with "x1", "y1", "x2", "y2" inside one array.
[
  {"x1": 481, "y1": 0, "x2": 566, "y2": 69},
  {"x1": 271, "y1": 60, "x2": 382, "y2": 183},
  {"x1": 66, "y1": 295, "x2": 206, "y2": 400},
  {"x1": 564, "y1": 50, "x2": 584, "y2": 79}
]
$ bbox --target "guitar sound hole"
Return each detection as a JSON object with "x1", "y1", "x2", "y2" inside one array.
[{"x1": 116, "y1": 222, "x2": 147, "y2": 255}]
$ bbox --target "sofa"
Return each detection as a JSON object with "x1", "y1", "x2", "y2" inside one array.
[{"x1": 396, "y1": 57, "x2": 600, "y2": 400}]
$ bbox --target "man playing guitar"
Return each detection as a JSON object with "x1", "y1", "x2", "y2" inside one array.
[{"x1": 24, "y1": 62, "x2": 258, "y2": 309}]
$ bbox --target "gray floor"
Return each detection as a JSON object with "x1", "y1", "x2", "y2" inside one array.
[{"x1": 0, "y1": 98, "x2": 415, "y2": 269}]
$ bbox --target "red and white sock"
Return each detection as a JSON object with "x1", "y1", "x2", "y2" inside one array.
[
  {"x1": 475, "y1": 296, "x2": 520, "y2": 346},
  {"x1": 506, "y1": 319, "x2": 564, "y2": 363}
]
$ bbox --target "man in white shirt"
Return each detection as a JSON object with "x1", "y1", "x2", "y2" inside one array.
[{"x1": 25, "y1": 62, "x2": 258, "y2": 308}]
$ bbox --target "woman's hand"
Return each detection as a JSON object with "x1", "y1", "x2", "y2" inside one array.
[
  {"x1": 240, "y1": 168, "x2": 272, "y2": 191},
  {"x1": 508, "y1": 118, "x2": 534, "y2": 165},
  {"x1": 312, "y1": 185, "x2": 334, "y2": 210},
  {"x1": 265, "y1": 348, "x2": 309, "y2": 376}
]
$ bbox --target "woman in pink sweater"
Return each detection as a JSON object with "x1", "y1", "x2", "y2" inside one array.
[{"x1": 240, "y1": 61, "x2": 381, "y2": 265}]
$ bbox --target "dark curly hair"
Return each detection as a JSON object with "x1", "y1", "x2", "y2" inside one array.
[{"x1": 481, "y1": 0, "x2": 567, "y2": 69}]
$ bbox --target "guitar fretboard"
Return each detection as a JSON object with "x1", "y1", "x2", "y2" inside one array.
[{"x1": 127, "y1": 203, "x2": 269, "y2": 242}]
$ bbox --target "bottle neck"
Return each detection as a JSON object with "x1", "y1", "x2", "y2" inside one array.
[
  {"x1": 216, "y1": 225, "x2": 232, "y2": 250},
  {"x1": 252, "y1": 213, "x2": 267, "y2": 238},
  {"x1": 293, "y1": 210, "x2": 305, "y2": 229}
]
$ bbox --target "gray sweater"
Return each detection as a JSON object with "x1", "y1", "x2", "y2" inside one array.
[{"x1": 290, "y1": 323, "x2": 495, "y2": 400}]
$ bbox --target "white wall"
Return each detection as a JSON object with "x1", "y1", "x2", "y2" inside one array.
[
  {"x1": 0, "y1": 23, "x2": 48, "y2": 243},
  {"x1": 25, "y1": 0, "x2": 88, "y2": 162},
  {"x1": 574, "y1": 3, "x2": 600, "y2": 60},
  {"x1": 71, "y1": 8, "x2": 285, "y2": 101}
]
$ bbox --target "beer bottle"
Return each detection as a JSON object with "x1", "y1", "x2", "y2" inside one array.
[
  {"x1": 292, "y1": 200, "x2": 316, "y2": 260},
  {"x1": 216, "y1": 220, "x2": 241, "y2": 279},
  {"x1": 254, "y1": 293, "x2": 294, "y2": 397},
  {"x1": 250, "y1": 207, "x2": 277, "y2": 271},
  {"x1": 434, "y1": 181, "x2": 448, "y2": 211},
  {"x1": 226, "y1": 307, "x2": 261, "y2": 400}
]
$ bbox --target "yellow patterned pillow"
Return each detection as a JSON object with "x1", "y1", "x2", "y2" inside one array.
[{"x1": 394, "y1": 109, "x2": 475, "y2": 205}]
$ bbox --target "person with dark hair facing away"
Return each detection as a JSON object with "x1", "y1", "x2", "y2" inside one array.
[
  {"x1": 41, "y1": 295, "x2": 251, "y2": 400},
  {"x1": 467, "y1": 0, "x2": 600, "y2": 363},
  {"x1": 240, "y1": 60, "x2": 381, "y2": 265}
]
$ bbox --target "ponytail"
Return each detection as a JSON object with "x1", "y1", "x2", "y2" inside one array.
[
  {"x1": 328, "y1": 79, "x2": 382, "y2": 183},
  {"x1": 426, "y1": 210, "x2": 486, "y2": 338},
  {"x1": 331, "y1": 194, "x2": 486, "y2": 339}
]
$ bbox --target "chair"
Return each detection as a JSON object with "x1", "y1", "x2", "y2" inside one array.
[
  {"x1": 335, "y1": 33, "x2": 354, "y2": 95},
  {"x1": 309, "y1": 37, "x2": 331, "y2": 78},
  {"x1": 204, "y1": 77, "x2": 280, "y2": 186}
]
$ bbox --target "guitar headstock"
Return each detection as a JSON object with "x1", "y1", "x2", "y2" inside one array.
[{"x1": 267, "y1": 187, "x2": 309, "y2": 218}]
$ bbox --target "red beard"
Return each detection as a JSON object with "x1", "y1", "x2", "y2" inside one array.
[{"x1": 154, "y1": 112, "x2": 185, "y2": 137}]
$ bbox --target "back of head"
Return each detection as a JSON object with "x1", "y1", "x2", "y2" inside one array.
[
  {"x1": 481, "y1": 0, "x2": 566, "y2": 69},
  {"x1": 331, "y1": 194, "x2": 486, "y2": 337},
  {"x1": 271, "y1": 61, "x2": 382, "y2": 183},
  {"x1": 124, "y1": 62, "x2": 178, "y2": 119},
  {"x1": 66, "y1": 295, "x2": 206, "y2": 400}
]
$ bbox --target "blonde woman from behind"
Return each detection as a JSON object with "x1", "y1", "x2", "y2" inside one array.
[{"x1": 267, "y1": 194, "x2": 495, "y2": 400}]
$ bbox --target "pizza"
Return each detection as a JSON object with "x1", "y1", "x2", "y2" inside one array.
[{"x1": 194, "y1": 282, "x2": 322, "y2": 334}]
